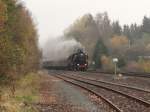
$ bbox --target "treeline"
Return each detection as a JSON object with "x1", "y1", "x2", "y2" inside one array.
[
  {"x1": 0, "y1": 0, "x2": 40, "y2": 79},
  {"x1": 65, "y1": 12, "x2": 150, "y2": 72}
]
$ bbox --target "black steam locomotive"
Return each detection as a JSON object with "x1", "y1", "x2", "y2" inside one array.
[
  {"x1": 43, "y1": 49, "x2": 88, "y2": 71},
  {"x1": 67, "y1": 49, "x2": 88, "y2": 71}
]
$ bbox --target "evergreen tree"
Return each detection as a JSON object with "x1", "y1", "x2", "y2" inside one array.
[
  {"x1": 123, "y1": 25, "x2": 130, "y2": 38},
  {"x1": 142, "y1": 16, "x2": 150, "y2": 33},
  {"x1": 92, "y1": 39, "x2": 108, "y2": 68},
  {"x1": 130, "y1": 24, "x2": 142, "y2": 40},
  {"x1": 112, "y1": 21, "x2": 122, "y2": 35}
]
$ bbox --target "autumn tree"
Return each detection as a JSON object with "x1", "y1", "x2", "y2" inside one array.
[
  {"x1": 65, "y1": 14, "x2": 100, "y2": 62},
  {"x1": 110, "y1": 35, "x2": 129, "y2": 48},
  {"x1": 0, "y1": 0, "x2": 40, "y2": 79},
  {"x1": 0, "y1": 0, "x2": 7, "y2": 32},
  {"x1": 108, "y1": 35, "x2": 129, "y2": 67},
  {"x1": 64, "y1": 12, "x2": 150, "y2": 71}
]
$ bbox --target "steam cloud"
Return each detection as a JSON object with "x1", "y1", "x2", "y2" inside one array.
[{"x1": 43, "y1": 37, "x2": 83, "y2": 61}]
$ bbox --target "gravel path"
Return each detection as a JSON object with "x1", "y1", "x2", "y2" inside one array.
[
  {"x1": 52, "y1": 78, "x2": 99, "y2": 111},
  {"x1": 37, "y1": 72, "x2": 104, "y2": 112}
]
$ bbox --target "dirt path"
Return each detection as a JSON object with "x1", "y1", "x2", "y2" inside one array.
[{"x1": 36, "y1": 72, "x2": 101, "y2": 112}]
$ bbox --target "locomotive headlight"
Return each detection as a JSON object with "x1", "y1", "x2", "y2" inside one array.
[{"x1": 77, "y1": 64, "x2": 80, "y2": 66}]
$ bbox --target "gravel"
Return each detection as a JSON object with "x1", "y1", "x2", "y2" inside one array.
[
  {"x1": 76, "y1": 71, "x2": 150, "y2": 90},
  {"x1": 37, "y1": 73, "x2": 104, "y2": 112},
  {"x1": 68, "y1": 73, "x2": 150, "y2": 103},
  {"x1": 47, "y1": 70, "x2": 150, "y2": 112},
  {"x1": 67, "y1": 77, "x2": 148, "y2": 112}
]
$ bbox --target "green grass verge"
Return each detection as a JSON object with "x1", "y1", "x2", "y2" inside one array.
[{"x1": 0, "y1": 72, "x2": 41, "y2": 112}]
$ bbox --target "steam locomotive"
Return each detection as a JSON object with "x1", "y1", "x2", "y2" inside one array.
[
  {"x1": 43, "y1": 49, "x2": 88, "y2": 71},
  {"x1": 67, "y1": 49, "x2": 88, "y2": 71}
]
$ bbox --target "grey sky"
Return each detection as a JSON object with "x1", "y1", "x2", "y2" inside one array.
[{"x1": 22, "y1": 0, "x2": 150, "y2": 47}]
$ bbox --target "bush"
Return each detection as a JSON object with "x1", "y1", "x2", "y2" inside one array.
[
  {"x1": 101, "y1": 55, "x2": 114, "y2": 71},
  {"x1": 124, "y1": 61, "x2": 141, "y2": 72},
  {"x1": 139, "y1": 59, "x2": 150, "y2": 72},
  {"x1": 118, "y1": 58, "x2": 126, "y2": 68}
]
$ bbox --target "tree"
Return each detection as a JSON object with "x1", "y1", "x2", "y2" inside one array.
[
  {"x1": 95, "y1": 12, "x2": 113, "y2": 41},
  {"x1": 130, "y1": 24, "x2": 142, "y2": 41},
  {"x1": 109, "y1": 35, "x2": 129, "y2": 65},
  {"x1": 92, "y1": 39, "x2": 108, "y2": 68},
  {"x1": 64, "y1": 13, "x2": 100, "y2": 61},
  {"x1": 123, "y1": 25, "x2": 130, "y2": 38},
  {"x1": 142, "y1": 16, "x2": 150, "y2": 33},
  {"x1": 0, "y1": 0, "x2": 7, "y2": 32},
  {"x1": 110, "y1": 35, "x2": 129, "y2": 49},
  {"x1": 112, "y1": 21, "x2": 122, "y2": 35},
  {"x1": 0, "y1": 0, "x2": 40, "y2": 78},
  {"x1": 64, "y1": 12, "x2": 150, "y2": 71}
]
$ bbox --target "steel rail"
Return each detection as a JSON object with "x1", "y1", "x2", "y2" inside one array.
[
  {"x1": 69, "y1": 73, "x2": 150, "y2": 93},
  {"x1": 53, "y1": 74, "x2": 123, "y2": 112},
  {"x1": 87, "y1": 70, "x2": 150, "y2": 78},
  {"x1": 60, "y1": 73, "x2": 150, "y2": 107}
]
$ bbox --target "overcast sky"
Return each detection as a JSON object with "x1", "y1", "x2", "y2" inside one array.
[{"x1": 22, "y1": 0, "x2": 150, "y2": 47}]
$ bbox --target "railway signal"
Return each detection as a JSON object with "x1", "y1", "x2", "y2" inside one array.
[{"x1": 113, "y1": 58, "x2": 118, "y2": 76}]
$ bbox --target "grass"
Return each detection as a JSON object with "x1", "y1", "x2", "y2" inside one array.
[{"x1": 0, "y1": 72, "x2": 41, "y2": 112}]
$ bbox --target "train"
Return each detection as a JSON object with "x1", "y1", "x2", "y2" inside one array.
[
  {"x1": 67, "y1": 49, "x2": 88, "y2": 71},
  {"x1": 43, "y1": 49, "x2": 88, "y2": 71}
]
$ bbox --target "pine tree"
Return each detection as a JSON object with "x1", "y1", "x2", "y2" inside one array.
[
  {"x1": 112, "y1": 21, "x2": 122, "y2": 35},
  {"x1": 92, "y1": 39, "x2": 108, "y2": 68},
  {"x1": 142, "y1": 16, "x2": 150, "y2": 33}
]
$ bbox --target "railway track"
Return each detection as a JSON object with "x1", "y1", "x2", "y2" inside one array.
[
  {"x1": 44, "y1": 64, "x2": 150, "y2": 78},
  {"x1": 45, "y1": 65, "x2": 150, "y2": 78},
  {"x1": 87, "y1": 70, "x2": 150, "y2": 78},
  {"x1": 54, "y1": 74, "x2": 122, "y2": 112},
  {"x1": 51, "y1": 71, "x2": 150, "y2": 112},
  {"x1": 77, "y1": 70, "x2": 150, "y2": 89},
  {"x1": 65, "y1": 72, "x2": 150, "y2": 103},
  {"x1": 71, "y1": 73, "x2": 150, "y2": 92}
]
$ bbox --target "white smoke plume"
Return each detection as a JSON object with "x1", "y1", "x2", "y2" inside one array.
[{"x1": 43, "y1": 36, "x2": 83, "y2": 61}]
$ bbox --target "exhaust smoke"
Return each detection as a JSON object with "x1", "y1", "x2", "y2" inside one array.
[{"x1": 43, "y1": 36, "x2": 83, "y2": 61}]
